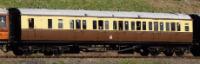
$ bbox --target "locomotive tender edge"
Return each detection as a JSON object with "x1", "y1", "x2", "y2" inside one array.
[{"x1": 0, "y1": 8, "x2": 200, "y2": 56}]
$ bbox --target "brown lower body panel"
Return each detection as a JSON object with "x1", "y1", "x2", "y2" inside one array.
[{"x1": 21, "y1": 29, "x2": 193, "y2": 44}]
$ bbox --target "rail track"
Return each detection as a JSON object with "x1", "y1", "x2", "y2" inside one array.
[{"x1": 0, "y1": 51, "x2": 199, "y2": 59}]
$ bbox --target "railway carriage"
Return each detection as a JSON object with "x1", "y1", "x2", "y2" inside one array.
[{"x1": 1, "y1": 8, "x2": 200, "y2": 56}]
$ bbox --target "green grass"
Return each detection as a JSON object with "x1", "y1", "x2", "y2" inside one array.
[
  {"x1": 0, "y1": 0, "x2": 199, "y2": 13},
  {"x1": 0, "y1": 0, "x2": 153, "y2": 12}
]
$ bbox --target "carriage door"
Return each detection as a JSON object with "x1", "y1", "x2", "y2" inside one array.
[{"x1": 28, "y1": 18, "x2": 35, "y2": 40}]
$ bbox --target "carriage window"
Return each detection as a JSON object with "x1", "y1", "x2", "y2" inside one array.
[
  {"x1": 118, "y1": 21, "x2": 123, "y2": 30},
  {"x1": 48, "y1": 19, "x2": 52, "y2": 29},
  {"x1": 166, "y1": 22, "x2": 170, "y2": 31},
  {"x1": 58, "y1": 19, "x2": 63, "y2": 29},
  {"x1": 185, "y1": 23, "x2": 189, "y2": 31},
  {"x1": 185, "y1": 26, "x2": 189, "y2": 31},
  {"x1": 28, "y1": 18, "x2": 34, "y2": 29},
  {"x1": 70, "y1": 20, "x2": 74, "y2": 29},
  {"x1": 171, "y1": 22, "x2": 176, "y2": 31},
  {"x1": 154, "y1": 22, "x2": 158, "y2": 31},
  {"x1": 98, "y1": 20, "x2": 104, "y2": 30},
  {"x1": 131, "y1": 21, "x2": 135, "y2": 30},
  {"x1": 82, "y1": 20, "x2": 87, "y2": 30},
  {"x1": 0, "y1": 16, "x2": 6, "y2": 28},
  {"x1": 93, "y1": 20, "x2": 97, "y2": 29},
  {"x1": 136, "y1": 21, "x2": 141, "y2": 30},
  {"x1": 113, "y1": 21, "x2": 117, "y2": 30},
  {"x1": 160, "y1": 22, "x2": 164, "y2": 31},
  {"x1": 125, "y1": 21, "x2": 129, "y2": 30},
  {"x1": 177, "y1": 23, "x2": 181, "y2": 31},
  {"x1": 105, "y1": 21, "x2": 109, "y2": 30},
  {"x1": 142, "y1": 22, "x2": 146, "y2": 30},
  {"x1": 149, "y1": 22, "x2": 152, "y2": 30},
  {"x1": 76, "y1": 19, "x2": 81, "y2": 29}
]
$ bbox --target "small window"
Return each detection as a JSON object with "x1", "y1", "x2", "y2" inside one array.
[
  {"x1": 142, "y1": 22, "x2": 146, "y2": 30},
  {"x1": 136, "y1": 21, "x2": 141, "y2": 30},
  {"x1": 105, "y1": 21, "x2": 109, "y2": 30},
  {"x1": 48, "y1": 19, "x2": 52, "y2": 29},
  {"x1": 177, "y1": 23, "x2": 181, "y2": 31},
  {"x1": 118, "y1": 21, "x2": 123, "y2": 30},
  {"x1": 171, "y1": 22, "x2": 176, "y2": 31},
  {"x1": 131, "y1": 21, "x2": 135, "y2": 30},
  {"x1": 70, "y1": 20, "x2": 74, "y2": 29},
  {"x1": 58, "y1": 19, "x2": 63, "y2": 29},
  {"x1": 149, "y1": 22, "x2": 152, "y2": 30},
  {"x1": 0, "y1": 16, "x2": 6, "y2": 28},
  {"x1": 154, "y1": 22, "x2": 158, "y2": 31},
  {"x1": 28, "y1": 18, "x2": 34, "y2": 29},
  {"x1": 160, "y1": 22, "x2": 164, "y2": 31},
  {"x1": 125, "y1": 21, "x2": 129, "y2": 30},
  {"x1": 82, "y1": 20, "x2": 87, "y2": 30},
  {"x1": 185, "y1": 23, "x2": 189, "y2": 31},
  {"x1": 185, "y1": 26, "x2": 189, "y2": 31},
  {"x1": 113, "y1": 21, "x2": 117, "y2": 30},
  {"x1": 98, "y1": 20, "x2": 104, "y2": 30},
  {"x1": 76, "y1": 19, "x2": 81, "y2": 29},
  {"x1": 93, "y1": 20, "x2": 97, "y2": 29},
  {"x1": 166, "y1": 22, "x2": 170, "y2": 31}
]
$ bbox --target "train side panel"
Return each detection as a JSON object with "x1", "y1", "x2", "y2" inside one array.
[{"x1": 20, "y1": 15, "x2": 193, "y2": 44}]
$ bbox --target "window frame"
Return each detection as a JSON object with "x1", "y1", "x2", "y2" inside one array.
[
  {"x1": 166, "y1": 22, "x2": 170, "y2": 31},
  {"x1": 58, "y1": 19, "x2": 63, "y2": 29},
  {"x1": 177, "y1": 22, "x2": 181, "y2": 31},
  {"x1": 93, "y1": 20, "x2": 97, "y2": 30},
  {"x1": 0, "y1": 16, "x2": 6, "y2": 28},
  {"x1": 136, "y1": 21, "x2": 141, "y2": 30},
  {"x1": 160, "y1": 22, "x2": 164, "y2": 31},
  {"x1": 82, "y1": 20, "x2": 87, "y2": 30},
  {"x1": 118, "y1": 21, "x2": 123, "y2": 30},
  {"x1": 76, "y1": 19, "x2": 81, "y2": 29},
  {"x1": 28, "y1": 18, "x2": 34, "y2": 29},
  {"x1": 154, "y1": 22, "x2": 158, "y2": 31},
  {"x1": 70, "y1": 20, "x2": 74, "y2": 30},
  {"x1": 125, "y1": 21, "x2": 129, "y2": 30},
  {"x1": 142, "y1": 22, "x2": 146, "y2": 30},
  {"x1": 105, "y1": 21, "x2": 109, "y2": 30},
  {"x1": 113, "y1": 21, "x2": 117, "y2": 30},
  {"x1": 171, "y1": 22, "x2": 176, "y2": 31},
  {"x1": 98, "y1": 20, "x2": 104, "y2": 30},
  {"x1": 185, "y1": 23, "x2": 189, "y2": 31},
  {"x1": 48, "y1": 19, "x2": 52, "y2": 29},
  {"x1": 149, "y1": 22, "x2": 152, "y2": 31},
  {"x1": 131, "y1": 21, "x2": 135, "y2": 30}
]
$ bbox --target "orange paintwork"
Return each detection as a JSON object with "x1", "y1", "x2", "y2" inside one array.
[{"x1": 0, "y1": 32, "x2": 8, "y2": 40}]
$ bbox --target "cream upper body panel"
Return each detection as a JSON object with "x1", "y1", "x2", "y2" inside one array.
[{"x1": 21, "y1": 15, "x2": 193, "y2": 32}]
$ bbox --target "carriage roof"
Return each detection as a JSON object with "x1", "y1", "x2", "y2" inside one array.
[{"x1": 19, "y1": 8, "x2": 191, "y2": 20}]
